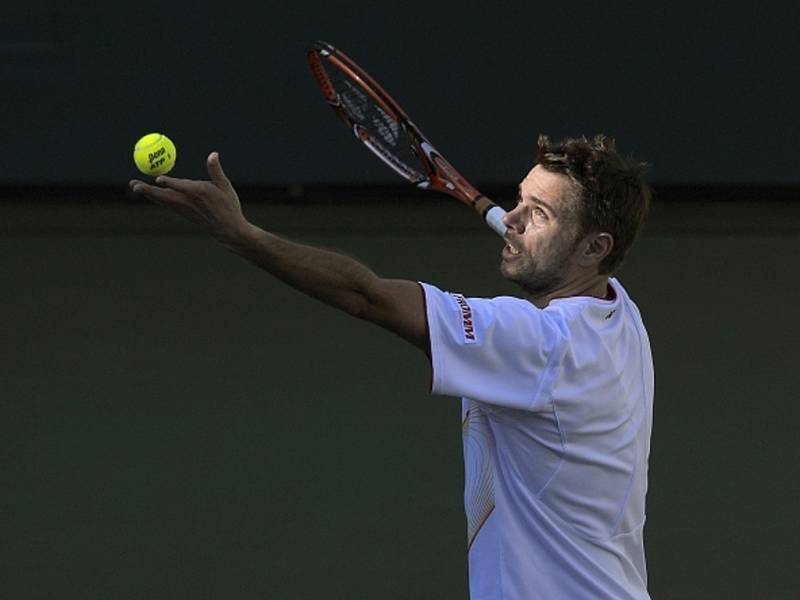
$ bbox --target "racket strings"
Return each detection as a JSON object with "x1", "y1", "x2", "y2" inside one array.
[{"x1": 325, "y1": 64, "x2": 426, "y2": 183}]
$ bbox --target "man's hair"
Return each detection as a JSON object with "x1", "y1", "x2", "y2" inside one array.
[{"x1": 536, "y1": 134, "x2": 651, "y2": 274}]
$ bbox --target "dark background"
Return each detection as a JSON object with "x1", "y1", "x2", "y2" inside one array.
[
  {"x1": 3, "y1": 2, "x2": 800, "y2": 599},
  {"x1": 3, "y1": 1, "x2": 800, "y2": 185}
]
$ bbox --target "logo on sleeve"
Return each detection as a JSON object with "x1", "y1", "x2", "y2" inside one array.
[{"x1": 450, "y1": 293, "x2": 476, "y2": 343}]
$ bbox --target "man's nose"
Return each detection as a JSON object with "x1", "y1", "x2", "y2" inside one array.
[{"x1": 502, "y1": 206, "x2": 524, "y2": 234}]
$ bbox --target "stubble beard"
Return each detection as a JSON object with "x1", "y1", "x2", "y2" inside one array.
[
  {"x1": 501, "y1": 254, "x2": 569, "y2": 297},
  {"x1": 500, "y1": 231, "x2": 579, "y2": 297}
]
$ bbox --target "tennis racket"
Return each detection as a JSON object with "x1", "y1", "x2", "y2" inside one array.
[{"x1": 307, "y1": 40, "x2": 507, "y2": 237}]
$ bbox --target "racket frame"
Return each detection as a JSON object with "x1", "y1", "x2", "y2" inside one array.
[{"x1": 307, "y1": 41, "x2": 507, "y2": 236}]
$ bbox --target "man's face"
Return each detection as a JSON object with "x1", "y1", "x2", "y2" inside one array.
[{"x1": 500, "y1": 165, "x2": 583, "y2": 296}]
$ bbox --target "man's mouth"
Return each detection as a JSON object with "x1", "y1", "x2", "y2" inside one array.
[{"x1": 503, "y1": 241, "x2": 521, "y2": 257}]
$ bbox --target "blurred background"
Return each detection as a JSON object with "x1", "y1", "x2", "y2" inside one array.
[{"x1": 3, "y1": 2, "x2": 799, "y2": 599}]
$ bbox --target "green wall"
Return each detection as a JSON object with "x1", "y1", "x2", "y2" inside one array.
[{"x1": 3, "y1": 198, "x2": 799, "y2": 598}]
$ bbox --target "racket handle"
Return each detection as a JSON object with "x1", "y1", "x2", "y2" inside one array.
[
  {"x1": 484, "y1": 205, "x2": 508, "y2": 237},
  {"x1": 474, "y1": 195, "x2": 507, "y2": 237}
]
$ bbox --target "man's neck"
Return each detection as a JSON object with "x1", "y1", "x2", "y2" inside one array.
[{"x1": 529, "y1": 275, "x2": 611, "y2": 309}]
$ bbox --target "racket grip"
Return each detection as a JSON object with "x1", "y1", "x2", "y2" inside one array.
[
  {"x1": 474, "y1": 195, "x2": 507, "y2": 237},
  {"x1": 484, "y1": 205, "x2": 508, "y2": 237}
]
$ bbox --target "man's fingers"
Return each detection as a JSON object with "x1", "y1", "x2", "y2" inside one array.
[
  {"x1": 130, "y1": 180, "x2": 188, "y2": 204},
  {"x1": 155, "y1": 175, "x2": 205, "y2": 195},
  {"x1": 206, "y1": 152, "x2": 234, "y2": 191}
]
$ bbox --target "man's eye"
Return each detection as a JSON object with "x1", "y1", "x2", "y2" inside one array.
[{"x1": 533, "y1": 207, "x2": 547, "y2": 218}]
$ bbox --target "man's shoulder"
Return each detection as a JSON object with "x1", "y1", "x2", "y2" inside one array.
[{"x1": 424, "y1": 284, "x2": 541, "y2": 319}]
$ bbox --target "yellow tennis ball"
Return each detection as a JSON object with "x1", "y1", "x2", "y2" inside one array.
[{"x1": 133, "y1": 133, "x2": 177, "y2": 176}]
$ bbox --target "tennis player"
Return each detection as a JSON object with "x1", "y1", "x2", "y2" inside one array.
[{"x1": 130, "y1": 134, "x2": 654, "y2": 600}]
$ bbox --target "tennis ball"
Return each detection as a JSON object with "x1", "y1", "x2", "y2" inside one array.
[{"x1": 133, "y1": 133, "x2": 177, "y2": 176}]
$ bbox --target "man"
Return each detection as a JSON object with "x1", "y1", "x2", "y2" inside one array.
[{"x1": 130, "y1": 134, "x2": 654, "y2": 600}]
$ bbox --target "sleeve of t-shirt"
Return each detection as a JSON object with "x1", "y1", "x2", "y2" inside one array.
[{"x1": 420, "y1": 282, "x2": 568, "y2": 411}]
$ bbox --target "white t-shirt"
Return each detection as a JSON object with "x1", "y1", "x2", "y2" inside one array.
[{"x1": 420, "y1": 278, "x2": 654, "y2": 600}]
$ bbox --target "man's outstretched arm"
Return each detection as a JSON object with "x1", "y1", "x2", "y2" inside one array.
[{"x1": 129, "y1": 152, "x2": 428, "y2": 351}]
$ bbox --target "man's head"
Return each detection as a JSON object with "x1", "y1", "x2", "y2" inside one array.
[{"x1": 500, "y1": 134, "x2": 650, "y2": 299}]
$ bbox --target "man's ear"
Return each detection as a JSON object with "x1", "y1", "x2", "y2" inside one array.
[{"x1": 578, "y1": 232, "x2": 614, "y2": 268}]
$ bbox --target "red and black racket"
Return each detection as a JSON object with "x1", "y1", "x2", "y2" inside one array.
[{"x1": 307, "y1": 40, "x2": 507, "y2": 236}]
